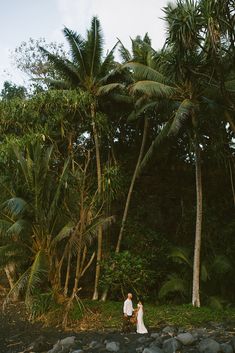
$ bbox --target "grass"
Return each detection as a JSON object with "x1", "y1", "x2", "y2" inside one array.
[{"x1": 69, "y1": 301, "x2": 235, "y2": 330}]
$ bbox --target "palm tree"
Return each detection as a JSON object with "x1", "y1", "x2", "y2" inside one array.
[
  {"x1": 99, "y1": 34, "x2": 173, "y2": 301},
  {"x1": 0, "y1": 142, "x2": 70, "y2": 303},
  {"x1": 40, "y1": 17, "x2": 118, "y2": 300},
  {"x1": 121, "y1": 0, "x2": 226, "y2": 307},
  {"x1": 115, "y1": 35, "x2": 155, "y2": 255},
  {"x1": 0, "y1": 141, "x2": 112, "y2": 308},
  {"x1": 126, "y1": 0, "x2": 235, "y2": 307}
]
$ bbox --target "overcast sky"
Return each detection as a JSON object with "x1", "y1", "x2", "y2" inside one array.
[{"x1": 0, "y1": 0, "x2": 170, "y2": 89}]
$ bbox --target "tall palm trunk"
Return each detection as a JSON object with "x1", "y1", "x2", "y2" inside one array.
[
  {"x1": 228, "y1": 159, "x2": 235, "y2": 207},
  {"x1": 100, "y1": 117, "x2": 148, "y2": 301},
  {"x1": 72, "y1": 244, "x2": 82, "y2": 297},
  {"x1": 91, "y1": 102, "x2": 103, "y2": 300},
  {"x1": 64, "y1": 244, "x2": 72, "y2": 297},
  {"x1": 192, "y1": 138, "x2": 202, "y2": 307}
]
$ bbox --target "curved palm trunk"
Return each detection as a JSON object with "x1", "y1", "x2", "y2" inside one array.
[
  {"x1": 116, "y1": 117, "x2": 148, "y2": 253},
  {"x1": 100, "y1": 118, "x2": 148, "y2": 301},
  {"x1": 192, "y1": 140, "x2": 202, "y2": 307},
  {"x1": 91, "y1": 102, "x2": 103, "y2": 300}
]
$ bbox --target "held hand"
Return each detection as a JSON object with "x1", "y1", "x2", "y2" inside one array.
[{"x1": 124, "y1": 313, "x2": 127, "y2": 317}]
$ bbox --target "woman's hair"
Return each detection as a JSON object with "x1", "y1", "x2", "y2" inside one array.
[{"x1": 138, "y1": 296, "x2": 144, "y2": 305}]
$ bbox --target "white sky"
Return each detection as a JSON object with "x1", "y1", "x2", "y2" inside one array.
[{"x1": 0, "y1": 0, "x2": 170, "y2": 89}]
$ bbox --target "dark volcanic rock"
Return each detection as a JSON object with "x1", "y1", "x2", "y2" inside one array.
[
  {"x1": 162, "y1": 338, "x2": 181, "y2": 353},
  {"x1": 176, "y1": 332, "x2": 195, "y2": 346},
  {"x1": 106, "y1": 341, "x2": 120, "y2": 352},
  {"x1": 143, "y1": 348, "x2": 163, "y2": 353},
  {"x1": 198, "y1": 338, "x2": 221, "y2": 353},
  {"x1": 220, "y1": 343, "x2": 233, "y2": 353}
]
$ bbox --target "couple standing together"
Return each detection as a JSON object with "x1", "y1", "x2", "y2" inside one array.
[{"x1": 123, "y1": 293, "x2": 148, "y2": 334}]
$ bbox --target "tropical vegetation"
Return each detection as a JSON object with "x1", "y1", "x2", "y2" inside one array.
[{"x1": 0, "y1": 0, "x2": 234, "y2": 325}]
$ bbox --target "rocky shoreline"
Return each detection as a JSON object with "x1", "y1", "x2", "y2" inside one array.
[
  {"x1": 3, "y1": 322, "x2": 234, "y2": 353},
  {"x1": 1, "y1": 302, "x2": 234, "y2": 353}
]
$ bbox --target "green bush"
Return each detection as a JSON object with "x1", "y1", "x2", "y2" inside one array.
[{"x1": 100, "y1": 251, "x2": 155, "y2": 299}]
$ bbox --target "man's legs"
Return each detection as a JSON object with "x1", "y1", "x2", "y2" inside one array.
[{"x1": 122, "y1": 315, "x2": 132, "y2": 333}]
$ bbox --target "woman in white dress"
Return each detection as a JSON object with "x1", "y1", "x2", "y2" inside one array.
[{"x1": 136, "y1": 298, "x2": 148, "y2": 334}]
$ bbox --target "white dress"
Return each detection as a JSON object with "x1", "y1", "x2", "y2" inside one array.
[{"x1": 137, "y1": 303, "x2": 148, "y2": 334}]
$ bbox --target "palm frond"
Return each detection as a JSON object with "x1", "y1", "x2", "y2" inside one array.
[
  {"x1": 50, "y1": 222, "x2": 75, "y2": 248},
  {"x1": 69, "y1": 215, "x2": 115, "y2": 254},
  {"x1": 159, "y1": 274, "x2": 188, "y2": 299},
  {"x1": 127, "y1": 101, "x2": 158, "y2": 122},
  {"x1": 118, "y1": 39, "x2": 132, "y2": 63},
  {"x1": 82, "y1": 215, "x2": 115, "y2": 246},
  {"x1": 109, "y1": 93, "x2": 133, "y2": 105},
  {"x1": 168, "y1": 99, "x2": 195, "y2": 136},
  {"x1": 130, "y1": 80, "x2": 176, "y2": 98},
  {"x1": 63, "y1": 27, "x2": 87, "y2": 77},
  {"x1": 47, "y1": 158, "x2": 70, "y2": 225},
  {"x1": 211, "y1": 255, "x2": 232, "y2": 275},
  {"x1": 208, "y1": 296, "x2": 224, "y2": 310},
  {"x1": 99, "y1": 42, "x2": 118, "y2": 79},
  {"x1": 86, "y1": 16, "x2": 104, "y2": 77},
  {"x1": 0, "y1": 244, "x2": 27, "y2": 268},
  {"x1": 25, "y1": 249, "x2": 49, "y2": 302},
  {"x1": 13, "y1": 145, "x2": 33, "y2": 188},
  {"x1": 42, "y1": 145, "x2": 54, "y2": 174},
  {"x1": 4, "y1": 268, "x2": 31, "y2": 306},
  {"x1": 0, "y1": 219, "x2": 12, "y2": 236},
  {"x1": 2, "y1": 197, "x2": 28, "y2": 217},
  {"x1": 40, "y1": 47, "x2": 81, "y2": 87},
  {"x1": 43, "y1": 78, "x2": 71, "y2": 90},
  {"x1": 138, "y1": 121, "x2": 172, "y2": 174},
  {"x1": 124, "y1": 62, "x2": 167, "y2": 83},
  {"x1": 7, "y1": 219, "x2": 31, "y2": 238},
  {"x1": 169, "y1": 247, "x2": 192, "y2": 267},
  {"x1": 97, "y1": 83, "x2": 125, "y2": 96}
]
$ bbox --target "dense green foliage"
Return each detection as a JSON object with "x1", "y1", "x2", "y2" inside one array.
[{"x1": 0, "y1": 0, "x2": 234, "y2": 321}]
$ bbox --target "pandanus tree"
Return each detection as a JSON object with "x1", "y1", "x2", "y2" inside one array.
[
  {"x1": 198, "y1": 0, "x2": 235, "y2": 133},
  {"x1": 40, "y1": 17, "x2": 118, "y2": 300}
]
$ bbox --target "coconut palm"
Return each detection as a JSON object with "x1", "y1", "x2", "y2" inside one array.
[
  {"x1": 121, "y1": 0, "x2": 220, "y2": 307},
  {"x1": 115, "y1": 35, "x2": 157, "y2": 255},
  {"x1": 99, "y1": 34, "x2": 175, "y2": 301},
  {"x1": 40, "y1": 17, "x2": 119, "y2": 299}
]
